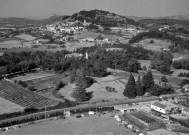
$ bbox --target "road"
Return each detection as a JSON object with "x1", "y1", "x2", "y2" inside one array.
[{"x1": 0, "y1": 92, "x2": 188, "y2": 126}]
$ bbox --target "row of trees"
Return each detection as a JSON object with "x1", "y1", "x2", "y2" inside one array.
[
  {"x1": 123, "y1": 70, "x2": 174, "y2": 98},
  {"x1": 173, "y1": 59, "x2": 189, "y2": 70}
]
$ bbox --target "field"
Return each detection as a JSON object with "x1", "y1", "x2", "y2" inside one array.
[
  {"x1": 0, "y1": 80, "x2": 58, "y2": 108},
  {"x1": 133, "y1": 39, "x2": 172, "y2": 51},
  {"x1": 0, "y1": 97, "x2": 24, "y2": 115},
  {"x1": 11, "y1": 72, "x2": 55, "y2": 82},
  {"x1": 4, "y1": 115, "x2": 135, "y2": 135},
  {"x1": 12, "y1": 72, "x2": 54, "y2": 81},
  {"x1": 0, "y1": 40, "x2": 25, "y2": 49},
  {"x1": 131, "y1": 111, "x2": 157, "y2": 124},
  {"x1": 64, "y1": 41, "x2": 95, "y2": 51}
]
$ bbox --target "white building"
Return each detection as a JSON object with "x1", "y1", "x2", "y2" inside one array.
[
  {"x1": 183, "y1": 84, "x2": 189, "y2": 92},
  {"x1": 151, "y1": 101, "x2": 179, "y2": 115}
]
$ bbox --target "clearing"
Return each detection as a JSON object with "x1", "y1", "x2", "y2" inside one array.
[
  {"x1": 132, "y1": 39, "x2": 172, "y2": 51},
  {"x1": 11, "y1": 71, "x2": 55, "y2": 82},
  {"x1": 0, "y1": 97, "x2": 24, "y2": 115}
]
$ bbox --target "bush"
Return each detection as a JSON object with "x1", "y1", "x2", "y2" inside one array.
[
  {"x1": 106, "y1": 86, "x2": 116, "y2": 92},
  {"x1": 150, "y1": 40, "x2": 154, "y2": 43},
  {"x1": 28, "y1": 85, "x2": 35, "y2": 91},
  {"x1": 56, "y1": 81, "x2": 65, "y2": 90},
  {"x1": 142, "y1": 66, "x2": 147, "y2": 70}
]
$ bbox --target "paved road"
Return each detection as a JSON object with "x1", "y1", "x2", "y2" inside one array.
[{"x1": 0, "y1": 92, "x2": 189, "y2": 125}]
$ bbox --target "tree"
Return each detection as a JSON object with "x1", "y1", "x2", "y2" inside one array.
[
  {"x1": 123, "y1": 73, "x2": 136, "y2": 98},
  {"x1": 142, "y1": 70, "x2": 154, "y2": 92},
  {"x1": 150, "y1": 84, "x2": 162, "y2": 96},
  {"x1": 71, "y1": 82, "x2": 89, "y2": 102},
  {"x1": 56, "y1": 81, "x2": 65, "y2": 90},
  {"x1": 70, "y1": 69, "x2": 77, "y2": 83},
  {"x1": 136, "y1": 76, "x2": 145, "y2": 96}
]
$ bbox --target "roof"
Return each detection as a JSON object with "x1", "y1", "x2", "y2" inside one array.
[
  {"x1": 152, "y1": 101, "x2": 179, "y2": 110},
  {"x1": 152, "y1": 102, "x2": 167, "y2": 109}
]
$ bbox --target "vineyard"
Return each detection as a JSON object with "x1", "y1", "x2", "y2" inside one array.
[{"x1": 0, "y1": 80, "x2": 58, "y2": 108}]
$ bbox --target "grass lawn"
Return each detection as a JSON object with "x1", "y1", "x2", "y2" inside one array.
[
  {"x1": 4, "y1": 115, "x2": 135, "y2": 135},
  {"x1": 0, "y1": 97, "x2": 24, "y2": 115}
]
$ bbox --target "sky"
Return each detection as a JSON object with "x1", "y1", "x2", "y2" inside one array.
[{"x1": 0, "y1": 0, "x2": 189, "y2": 19}]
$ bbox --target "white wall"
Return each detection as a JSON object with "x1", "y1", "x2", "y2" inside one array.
[{"x1": 151, "y1": 104, "x2": 166, "y2": 114}]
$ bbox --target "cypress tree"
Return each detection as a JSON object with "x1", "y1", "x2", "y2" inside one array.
[
  {"x1": 136, "y1": 76, "x2": 145, "y2": 96},
  {"x1": 142, "y1": 70, "x2": 154, "y2": 92},
  {"x1": 123, "y1": 73, "x2": 136, "y2": 98},
  {"x1": 71, "y1": 83, "x2": 89, "y2": 102}
]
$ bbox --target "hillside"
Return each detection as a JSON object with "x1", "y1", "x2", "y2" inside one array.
[
  {"x1": 138, "y1": 18, "x2": 189, "y2": 28},
  {"x1": 0, "y1": 15, "x2": 66, "y2": 26},
  {"x1": 69, "y1": 10, "x2": 138, "y2": 27}
]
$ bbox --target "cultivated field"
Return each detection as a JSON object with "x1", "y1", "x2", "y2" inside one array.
[
  {"x1": 0, "y1": 80, "x2": 58, "y2": 108},
  {"x1": 4, "y1": 115, "x2": 135, "y2": 135},
  {"x1": 65, "y1": 41, "x2": 95, "y2": 51},
  {"x1": 133, "y1": 39, "x2": 172, "y2": 51},
  {"x1": 0, "y1": 97, "x2": 24, "y2": 115}
]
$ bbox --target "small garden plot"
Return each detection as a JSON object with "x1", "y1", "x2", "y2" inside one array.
[
  {"x1": 131, "y1": 111, "x2": 157, "y2": 124},
  {"x1": 123, "y1": 113, "x2": 147, "y2": 130}
]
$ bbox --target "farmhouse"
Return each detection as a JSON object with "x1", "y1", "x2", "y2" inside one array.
[
  {"x1": 183, "y1": 84, "x2": 189, "y2": 92},
  {"x1": 151, "y1": 101, "x2": 180, "y2": 115}
]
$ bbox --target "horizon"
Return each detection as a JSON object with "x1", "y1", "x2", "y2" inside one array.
[{"x1": 0, "y1": 0, "x2": 189, "y2": 19}]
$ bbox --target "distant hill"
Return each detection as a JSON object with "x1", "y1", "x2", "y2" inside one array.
[
  {"x1": 138, "y1": 18, "x2": 189, "y2": 28},
  {"x1": 68, "y1": 10, "x2": 138, "y2": 27},
  {"x1": 125, "y1": 16, "x2": 151, "y2": 21},
  {"x1": 158, "y1": 15, "x2": 189, "y2": 21},
  {"x1": 0, "y1": 15, "x2": 66, "y2": 26}
]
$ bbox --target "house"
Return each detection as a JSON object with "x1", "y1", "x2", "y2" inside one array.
[
  {"x1": 64, "y1": 111, "x2": 71, "y2": 117},
  {"x1": 114, "y1": 105, "x2": 137, "y2": 113},
  {"x1": 88, "y1": 111, "x2": 95, "y2": 115},
  {"x1": 65, "y1": 53, "x2": 83, "y2": 58},
  {"x1": 172, "y1": 56, "x2": 185, "y2": 61},
  {"x1": 175, "y1": 95, "x2": 188, "y2": 103},
  {"x1": 183, "y1": 84, "x2": 189, "y2": 92},
  {"x1": 181, "y1": 107, "x2": 189, "y2": 117},
  {"x1": 86, "y1": 37, "x2": 95, "y2": 42},
  {"x1": 151, "y1": 101, "x2": 180, "y2": 115}
]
